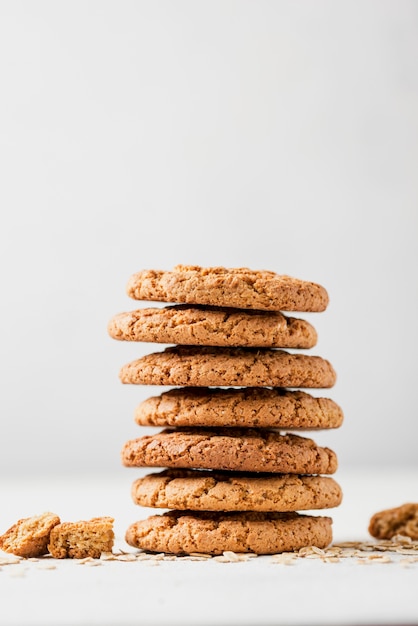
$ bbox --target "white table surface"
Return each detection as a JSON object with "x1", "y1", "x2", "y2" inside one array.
[{"x1": 1, "y1": 467, "x2": 417, "y2": 626}]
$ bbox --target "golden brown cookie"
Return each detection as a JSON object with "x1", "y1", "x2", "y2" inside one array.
[
  {"x1": 48, "y1": 517, "x2": 114, "y2": 559},
  {"x1": 108, "y1": 305, "x2": 318, "y2": 349},
  {"x1": 131, "y1": 469, "x2": 343, "y2": 512},
  {"x1": 0, "y1": 512, "x2": 60, "y2": 558},
  {"x1": 126, "y1": 265, "x2": 329, "y2": 312},
  {"x1": 125, "y1": 510, "x2": 333, "y2": 555},
  {"x1": 368, "y1": 503, "x2": 418, "y2": 540},
  {"x1": 135, "y1": 387, "x2": 343, "y2": 430},
  {"x1": 121, "y1": 428, "x2": 338, "y2": 474},
  {"x1": 119, "y1": 346, "x2": 336, "y2": 388}
]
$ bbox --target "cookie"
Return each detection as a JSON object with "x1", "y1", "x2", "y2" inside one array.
[
  {"x1": 135, "y1": 387, "x2": 343, "y2": 429},
  {"x1": 108, "y1": 305, "x2": 318, "y2": 349},
  {"x1": 119, "y1": 346, "x2": 336, "y2": 388},
  {"x1": 131, "y1": 469, "x2": 343, "y2": 512},
  {"x1": 121, "y1": 428, "x2": 338, "y2": 474},
  {"x1": 368, "y1": 503, "x2": 418, "y2": 540},
  {"x1": 125, "y1": 510, "x2": 333, "y2": 555},
  {"x1": 126, "y1": 265, "x2": 329, "y2": 312},
  {"x1": 48, "y1": 517, "x2": 114, "y2": 559},
  {"x1": 0, "y1": 512, "x2": 60, "y2": 558}
]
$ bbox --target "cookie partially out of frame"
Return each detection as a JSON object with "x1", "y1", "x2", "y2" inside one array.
[
  {"x1": 126, "y1": 265, "x2": 329, "y2": 312},
  {"x1": 0, "y1": 512, "x2": 60, "y2": 558},
  {"x1": 119, "y1": 346, "x2": 336, "y2": 388},
  {"x1": 131, "y1": 469, "x2": 343, "y2": 512},
  {"x1": 121, "y1": 428, "x2": 338, "y2": 475},
  {"x1": 368, "y1": 503, "x2": 418, "y2": 540},
  {"x1": 48, "y1": 517, "x2": 114, "y2": 559},
  {"x1": 125, "y1": 510, "x2": 333, "y2": 555},
  {"x1": 108, "y1": 305, "x2": 318, "y2": 349},
  {"x1": 135, "y1": 387, "x2": 343, "y2": 430}
]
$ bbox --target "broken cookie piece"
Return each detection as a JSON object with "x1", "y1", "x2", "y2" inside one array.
[
  {"x1": 48, "y1": 517, "x2": 114, "y2": 558},
  {"x1": 0, "y1": 512, "x2": 61, "y2": 558},
  {"x1": 369, "y1": 503, "x2": 418, "y2": 540}
]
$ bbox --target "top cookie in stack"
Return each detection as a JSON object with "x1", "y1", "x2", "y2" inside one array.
[{"x1": 109, "y1": 265, "x2": 343, "y2": 556}]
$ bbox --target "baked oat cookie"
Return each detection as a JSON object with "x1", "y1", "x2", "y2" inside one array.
[
  {"x1": 125, "y1": 510, "x2": 333, "y2": 555},
  {"x1": 135, "y1": 387, "x2": 343, "y2": 429},
  {"x1": 126, "y1": 265, "x2": 329, "y2": 312},
  {"x1": 119, "y1": 346, "x2": 336, "y2": 388},
  {"x1": 131, "y1": 469, "x2": 343, "y2": 512},
  {"x1": 369, "y1": 503, "x2": 418, "y2": 540},
  {"x1": 48, "y1": 517, "x2": 114, "y2": 559},
  {"x1": 108, "y1": 305, "x2": 318, "y2": 349},
  {"x1": 121, "y1": 428, "x2": 338, "y2": 474},
  {"x1": 0, "y1": 512, "x2": 60, "y2": 558}
]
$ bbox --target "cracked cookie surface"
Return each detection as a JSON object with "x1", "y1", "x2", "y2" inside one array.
[
  {"x1": 125, "y1": 510, "x2": 333, "y2": 555},
  {"x1": 131, "y1": 469, "x2": 343, "y2": 512},
  {"x1": 135, "y1": 387, "x2": 343, "y2": 429},
  {"x1": 119, "y1": 346, "x2": 336, "y2": 388},
  {"x1": 0, "y1": 512, "x2": 60, "y2": 558},
  {"x1": 126, "y1": 265, "x2": 329, "y2": 312},
  {"x1": 108, "y1": 305, "x2": 317, "y2": 348},
  {"x1": 121, "y1": 428, "x2": 338, "y2": 474}
]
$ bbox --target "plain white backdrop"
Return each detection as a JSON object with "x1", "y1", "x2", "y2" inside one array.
[{"x1": 0, "y1": 1, "x2": 417, "y2": 477}]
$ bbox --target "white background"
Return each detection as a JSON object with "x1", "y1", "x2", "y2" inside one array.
[{"x1": 1, "y1": 0, "x2": 417, "y2": 478}]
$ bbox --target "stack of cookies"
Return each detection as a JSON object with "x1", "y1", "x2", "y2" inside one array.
[{"x1": 108, "y1": 265, "x2": 343, "y2": 556}]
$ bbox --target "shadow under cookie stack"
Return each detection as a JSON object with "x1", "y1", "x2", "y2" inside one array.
[{"x1": 108, "y1": 265, "x2": 343, "y2": 556}]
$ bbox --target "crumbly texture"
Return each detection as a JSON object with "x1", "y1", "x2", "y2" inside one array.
[
  {"x1": 125, "y1": 510, "x2": 333, "y2": 555},
  {"x1": 119, "y1": 346, "x2": 336, "y2": 388},
  {"x1": 131, "y1": 469, "x2": 343, "y2": 512},
  {"x1": 121, "y1": 428, "x2": 338, "y2": 474},
  {"x1": 126, "y1": 266, "x2": 329, "y2": 312},
  {"x1": 135, "y1": 387, "x2": 343, "y2": 429},
  {"x1": 48, "y1": 517, "x2": 114, "y2": 559},
  {"x1": 108, "y1": 305, "x2": 318, "y2": 349},
  {"x1": 0, "y1": 512, "x2": 61, "y2": 558},
  {"x1": 369, "y1": 503, "x2": 418, "y2": 540}
]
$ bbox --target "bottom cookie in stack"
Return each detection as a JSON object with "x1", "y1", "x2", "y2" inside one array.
[
  {"x1": 122, "y1": 427, "x2": 341, "y2": 555},
  {"x1": 126, "y1": 511, "x2": 334, "y2": 556}
]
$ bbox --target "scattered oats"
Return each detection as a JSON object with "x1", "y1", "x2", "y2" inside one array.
[
  {"x1": 189, "y1": 552, "x2": 212, "y2": 559},
  {"x1": 0, "y1": 557, "x2": 21, "y2": 566},
  {"x1": 100, "y1": 552, "x2": 116, "y2": 561},
  {"x1": 162, "y1": 555, "x2": 178, "y2": 561},
  {"x1": 271, "y1": 554, "x2": 297, "y2": 565},
  {"x1": 84, "y1": 560, "x2": 102, "y2": 566},
  {"x1": 222, "y1": 551, "x2": 242, "y2": 562},
  {"x1": 298, "y1": 546, "x2": 325, "y2": 558},
  {"x1": 213, "y1": 555, "x2": 229, "y2": 563},
  {"x1": 322, "y1": 557, "x2": 340, "y2": 563},
  {"x1": 395, "y1": 548, "x2": 418, "y2": 556},
  {"x1": 356, "y1": 559, "x2": 371, "y2": 565},
  {"x1": 392, "y1": 534, "x2": 412, "y2": 545},
  {"x1": 27, "y1": 558, "x2": 40, "y2": 562},
  {"x1": 143, "y1": 560, "x2": 160, "y2": 566},
  {"x1": 116, "y1": 553, "x2": 137, "y2": 562},
  {"x1": 324, "y1": 547, "x2": 342, "y2": 556},
  {"x1": 75, "y1": 557, "x2": 95, "y2": 565},
  {"x1": 135, "y1": 553, "x2": 153, "y2": 561},
  {"x1": 151, "y1": 553, "x2": 166, "y2": 561},
  {"x1": 367, "y1": 555, "x2": 392, "y2": 563}
]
